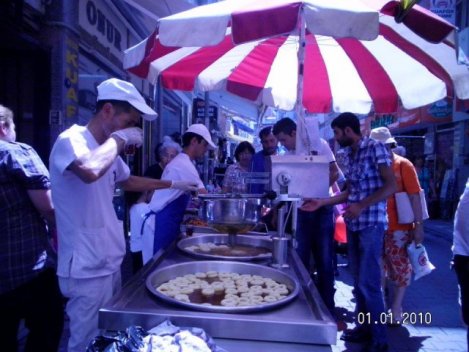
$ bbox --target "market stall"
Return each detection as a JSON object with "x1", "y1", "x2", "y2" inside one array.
[
  {"x1": 98, "y1": 238, "x2": 336, "y2": 351},
  {"x1": 100, "y1": 190, "x2": 337, "y2": 351},
  {"x1": 106, "y1": 1, "x2": 469, "y2": 349}
]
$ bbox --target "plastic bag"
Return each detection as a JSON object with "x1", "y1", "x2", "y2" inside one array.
[
  {"x1": 334, "y1": 215, "x2": 347, "y2": 244},
  {"x1": 86, "y1": 320, "x2": 226, "y2": 352},
  {"x1": 407, "y1": 241, "x2": 435, "y2": 280}
]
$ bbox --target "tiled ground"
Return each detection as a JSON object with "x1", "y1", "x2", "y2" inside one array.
[{"x1": 332, "y1": 220, "x2": 467, "y2": 352}]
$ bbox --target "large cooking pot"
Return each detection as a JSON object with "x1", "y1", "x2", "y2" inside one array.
[{"x1": 198, "y1": 194, "x2": 266, "y2": 234}]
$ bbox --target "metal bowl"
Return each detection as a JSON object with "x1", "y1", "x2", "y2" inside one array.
[
  {"x1": 178, "y1": 234, "x2": 272, "y2": 261},
  {"x1": 146, "y1": 261, "x2": 299, "y2": 313},
  {"x1": 198, "y1": 194, "x2": 265, "y2": 234}
]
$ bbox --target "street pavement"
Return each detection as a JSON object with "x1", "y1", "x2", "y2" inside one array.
[
  {"x1": 332, "y1": 219, "x2": 467, "y2": 352},
  {"x1": 18, "y1": 220, "x2": 467, "y2": 351}
]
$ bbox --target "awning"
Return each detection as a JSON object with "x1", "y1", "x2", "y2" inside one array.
[{"x1": 122, "y1": 0, "x2": 194, "y2": 22}]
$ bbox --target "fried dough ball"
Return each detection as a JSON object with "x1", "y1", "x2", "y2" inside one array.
[
  {"x1": 220, "y1": 298, "x2": 238, "y2": 306},
  {"x1": 201, "y1": 287, "x2": 215, "y2": 296},
  {"x1": 174, "y1": 294, "x2": 190, "y2": 302},
  {"x1": 263, "y1": 295, "x2": 280, "y2": 303}
]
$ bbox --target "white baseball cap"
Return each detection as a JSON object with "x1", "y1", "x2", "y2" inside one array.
[
  {"x1": 186, "y1": 124, "x2": 217, "y2": 149},
  {"x1": 370, "y1": 126, "x2": 397, "y2": 144},
  {"x1": 96, "y1": 78, "x2": 157, "y2": 121}
]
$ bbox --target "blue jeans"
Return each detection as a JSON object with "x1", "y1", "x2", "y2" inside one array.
[
  {"x1": 348, "y1": 224, "x2": 387, "y2": 344},
  {"x1": 296, "y1": 206, "x2": 335, "y2": 314}
]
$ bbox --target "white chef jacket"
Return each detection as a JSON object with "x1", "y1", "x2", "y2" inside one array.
[
  {"x1": 50, "y1": 125, "x2": 130, "y2": 278},
  {"x1": 148, "y1": 152, "x2": 204, "y2": 212},
  {"x1": 138, "y1": 153, "x2": 204, "y2": 263}
]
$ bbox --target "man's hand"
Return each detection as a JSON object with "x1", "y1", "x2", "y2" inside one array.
[
  {"x1": 111, "y1": 127, "x2": 143, "y2": 147},
  {"x1": 170, "y1": 180, "x2": 199, "y2": 192},
  {"x1": 300, "y1": 198, "x2": 323, "y2": 212},
  {"x1": 343, "y1": 202, "x2": 364, "y2": 220}
]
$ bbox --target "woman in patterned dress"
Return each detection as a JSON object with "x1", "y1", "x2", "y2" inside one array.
[
  {"x1": 370, "y1": 127, "x2": 425, "y2": 324},
  {"x1": 222, "y1": 141, "x2": 255, "y2": 193}
]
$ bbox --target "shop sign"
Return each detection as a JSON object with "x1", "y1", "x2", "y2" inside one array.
[
  {"x1": 49, "y1": 110, "x2": 62, "y2": 125},
  {"x1": 418, "y1": 0, "x2": 456, "y2": 25},
  {"x1": 370, "y1": 114, "x2": 397, "y2": 129},
  {"x1": 427, "y1": 100, "x2": 452, "y2": 118},
  {"x1": 396, "y1": 109, "x2": 420, "y2": 129},
  {"x1": 79, "y1": 0, "x2": 124, "y2": 59},
  {"x1": 192, "y1": 98, "x2": 217, "y2": 123},
  {"x1": 429, "y1": 0, "x2": 456, "y2": 25},
  {"x1": 64, "y1": 37, "x2": 79, "y2": 119}
]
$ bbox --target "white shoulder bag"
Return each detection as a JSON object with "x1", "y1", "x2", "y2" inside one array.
[{"x1": 395, "y1": 162, "x2": 429, "y2": 224}]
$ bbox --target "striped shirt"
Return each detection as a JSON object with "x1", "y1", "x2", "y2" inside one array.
[
  {"x1": 342, "y1": 137, "x2": 392, "y2": 231},
  {"x1": 0, "y1": 140, "x2": 52, "y2": 294}
]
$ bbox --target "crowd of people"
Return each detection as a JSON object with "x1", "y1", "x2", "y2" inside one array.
[{"x1": 1, "y1": 77, "x2": 468, "y2": 352}]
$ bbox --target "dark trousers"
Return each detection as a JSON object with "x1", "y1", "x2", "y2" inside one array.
[
  {"x1": 0, "y1": 269, "x2": 64, "y2": 352},
  {"x1": 296, "y1": 206, "x2": 335, "y2": 315},
  {"x1": 454, "y1": 254, "x2": 469, "y2": 350}
]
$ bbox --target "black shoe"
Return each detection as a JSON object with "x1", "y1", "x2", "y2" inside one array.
[
  {"x1": 340, "y1": 328, "x2": 372, "y2": 343},
  {"x1": 361, "y1": 342, "x2": 389, "y2": 352}
]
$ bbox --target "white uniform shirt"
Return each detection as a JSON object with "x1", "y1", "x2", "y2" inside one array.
[
  {"x1": 148, "y1": 152, "x2": 204, "y2": 212},
  {"x1": 453, "y1": 177, "x2": 469, "y2": 256},
  {"x1": 318, "y1": 138, "x2": 335, "y2": 162},
  {"x1": 50, "y1": 125, "x2": 130, "y2": 278},
  {"x1": 285, "y1": 138, "x2": 335, "y2": 162}
]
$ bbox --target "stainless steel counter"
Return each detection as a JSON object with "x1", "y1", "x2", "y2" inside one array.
[{"x1": 99, "y1": 236, "x2": 337, "y2": 351}]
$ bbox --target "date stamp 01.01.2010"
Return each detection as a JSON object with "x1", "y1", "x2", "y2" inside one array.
[{"x1": 357, "y1": 312, "x2": 432, "y2": 325}]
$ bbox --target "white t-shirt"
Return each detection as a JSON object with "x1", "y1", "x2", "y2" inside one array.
[
  {"x1": 285, "y1": 138, "x2": 335, "y2": 162},
  {"x1": 318, "y1": 138, "x2": 335, "y2": 162},
  {"x1": 453, "y1": 178, "x2": 469, "y2": 256},
  {"x1": 50, "y1": 124, "x2": 130, "y2": 278},
  {"x1": 148, "y1": 152, "x2": 204, "y2": 212}
]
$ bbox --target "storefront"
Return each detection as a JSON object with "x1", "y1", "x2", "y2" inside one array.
[
  {"x1": 0, "y1": 1, "x2": 53, "y2": 164},
  {"x1": 363, "y1": 99, "x2": 469, "y2": 219}
]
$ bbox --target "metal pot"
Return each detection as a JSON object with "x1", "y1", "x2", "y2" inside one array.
[{"x1": 198, "y1": 194, "x2": 266, "y2": 234}]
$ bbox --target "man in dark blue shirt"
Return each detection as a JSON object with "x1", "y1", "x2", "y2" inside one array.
[
  {"x1": 251, "y1": 126, "x2": 278, "y2": 194},
  {"x1": 0, "y1": 104, "x2": 63, "y2": 351}
]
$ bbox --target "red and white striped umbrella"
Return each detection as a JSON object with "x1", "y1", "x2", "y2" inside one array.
[
  {"x1": 157, "y1": 0, "x2": 380, "y2": 46},
  {"x1": 124, "y1": 0, "x2": 468, "y2": 114}
]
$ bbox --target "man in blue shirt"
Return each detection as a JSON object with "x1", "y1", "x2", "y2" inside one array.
[
  {"x1": 301, "y1": 113, "x2": 396, "y2": 352},
  {"x1": 0, "y1": 104, "x2": 64, "y2": 351},
  {"x1": 251, "y1": 126, "x2": 278, "y2": 194}
]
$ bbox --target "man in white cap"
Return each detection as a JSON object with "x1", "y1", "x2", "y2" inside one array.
[
  {"x1": 49, "y1": 78, "x2": 198, "y2": 352},
  {"x1": 140, "y1": 123, "x2": 217, "y2": 262}
]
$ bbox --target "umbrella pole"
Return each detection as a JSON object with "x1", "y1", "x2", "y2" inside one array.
[
  {"x1": 203, "y1": 91, "x2": 210, "y2": 185},
  {"x1": 294, "y1": 6, "x2": 310, "y2": 156}
]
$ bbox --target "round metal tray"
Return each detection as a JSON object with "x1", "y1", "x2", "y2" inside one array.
[
  {"x1": 146, "y1": 261, "x2": 299, "y2": 313},
  {"x1": 177, "y1": 234, "x2": 272, "y2": 261}
]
